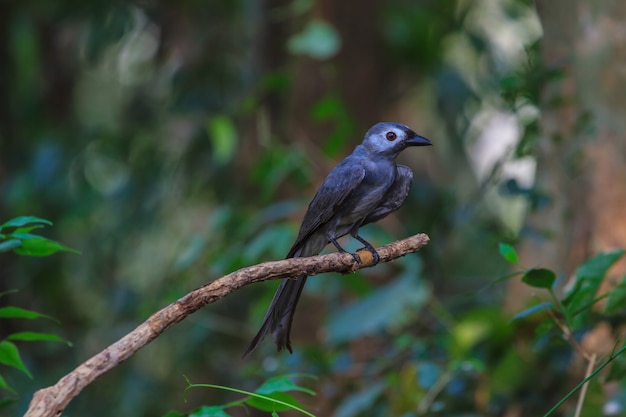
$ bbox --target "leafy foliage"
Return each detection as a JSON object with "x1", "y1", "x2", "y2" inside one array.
[
  {"x1": 0, "y1": 218, "x2": 71, "y2": 401},
  {"x1": 180, "y1": 375, "x2": 317, "y2": 417},
  {"x1": 0, "y1": 217, "x2": 78, "y2": 256}
]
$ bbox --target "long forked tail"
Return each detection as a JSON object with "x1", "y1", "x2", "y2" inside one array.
[{"x1": 242, "y1": 274, "x2": 308, "y2": 357}]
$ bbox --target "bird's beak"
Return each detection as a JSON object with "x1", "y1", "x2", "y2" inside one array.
[{"x1": 406, "y1": 133, "x2": 432, "y2": 147}]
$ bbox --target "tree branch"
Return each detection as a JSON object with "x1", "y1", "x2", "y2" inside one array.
[{"x1": 24, "y1": 233, "x2": 430, "y2": 417}]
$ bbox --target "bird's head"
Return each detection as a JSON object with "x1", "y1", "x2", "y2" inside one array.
[{"x1": 361, "y1": 122, "x2": 432, "y2": 157}]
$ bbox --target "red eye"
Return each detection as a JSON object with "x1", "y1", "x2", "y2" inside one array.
[{"x1": 386, "y1": 131, "x2": 397, "y2": 141}]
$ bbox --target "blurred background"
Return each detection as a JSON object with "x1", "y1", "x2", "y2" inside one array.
[{"x1": 2, "y1": 0, "x2": 626, "y2": 416}]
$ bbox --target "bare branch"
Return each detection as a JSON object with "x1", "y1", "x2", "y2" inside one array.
[{"x1": 24, "y1": 233, "x2": 430, "y2": 417}]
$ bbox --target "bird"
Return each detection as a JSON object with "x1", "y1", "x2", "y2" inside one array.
[{"x1": 242, "y1": 122, "x2": 432, "y2": 357}]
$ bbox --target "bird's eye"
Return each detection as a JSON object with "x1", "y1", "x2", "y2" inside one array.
[{"x1": 385, "y1": 131, "x2": 397, "y2": 141}]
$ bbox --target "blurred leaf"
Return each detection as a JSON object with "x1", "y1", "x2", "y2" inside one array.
[
  {"x1": 288, "y1": 20, "x2": 341, "y2": 60},
  {"x1": 563, "y1": 250, "x2": 625, "y2": 327},
  {"x1": 521, "y1": 268, "x2": 556, "y2": 289},
  {"x1": 605, "y1": 275, "x2": 626, "y2": 314},
  {"x1": 0, "y1": 341, "x2": 32, "y2": 379},
  {"x1": 7, "y1": 332, "x2": 69, "y2": 346},
  {"x1": 0, "y1": 306, "x2": 53, "y2": 320},
  {"x1": 334, "y1": 380, "x2": 385, "y2": 417},
  {"x1": 1, "y1": 216, "x2": 52, "y2": 229},
  {"x1": 161, "y1": 411, "x2": 185, "y2": 417},
  {"x1": 490, "y1": 349, "x2": 530, "y2": 394},
  {"x1": 417, "y1": 362, "x2": 441, "y2": 388},
  {"x1": 451, "y1": 308, "x2": 512, "y2": 358},
  {"x1": 326, "y1": 266, "x2": 429, "y2": 344},
  {"x1": 256, "y1": 375, "x2": 315, "y2": 396},
  {"x1": 246, "y1": 392, "x2": 302, "y2": 413},
  {"x1": 251, "y1": 147, "x2": 309, "y2": 202},
  {"x1": 13, "y1": 225, "x2": 46, "y2": 233},
  {"x1": 0, "y1": 239, "x2": 21, "y2": 253},
  {"x1": 206, "y1": 116, "x2": 237, "y2": 164},
  {"x1": 511, "y1": 302, "x2": 552, "y2": 321},
  {"x1": 10, "y1": 234, "x2": 79, "y2": 256},
  {"x1": 0, "y1": 373, "x2": 16, "y2": 394},
  {"x1": 310, "y1": 95, "x2": 355, "y2": 157},
  {"x1": 606, "y1": 349, "x2": 626, "y2": 382},
  {"x1": 244, "y1": 224, "x2": 295, "y2": 263},
  {"x1": 189, "y1": 406, "x2": 231, "y2": 417},
  {"x1": 498, "y1": 243, "x2": 518, "y2": 263}
]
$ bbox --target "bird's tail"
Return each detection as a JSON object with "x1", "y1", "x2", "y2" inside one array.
[{"x1": 242, "y1": 274, "x2": 308, "y2": 357}]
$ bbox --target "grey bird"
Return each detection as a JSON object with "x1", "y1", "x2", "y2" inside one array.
[{"x1": 243, "y1": 122, "x2": 432, "y2": 357}]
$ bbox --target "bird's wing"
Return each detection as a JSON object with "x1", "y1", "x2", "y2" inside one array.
[
  {"x1": 286, "y1": 159, "x2": 366, "y2": 258},
  {"x1": 360, "y1": 164, "x2": 413, "y2": 227}
]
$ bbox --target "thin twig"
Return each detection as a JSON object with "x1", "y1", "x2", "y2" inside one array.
[
  {"x1": 24, "y1": 233, "x2": 430, "y2": 417},
  {"x1": 573, "y1": 352, "x2": 597, "y2": 417}
]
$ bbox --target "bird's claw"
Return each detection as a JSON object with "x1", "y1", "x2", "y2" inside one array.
[
  {"x1": 353, "y1": 247, "x2": 380, "y2": 265},
  {"x1": 370, "y1": 249, "x2": 380, "y2": 265},
  {"x1": 349, "y1": 252, "x2": 362, "y2": 264}
]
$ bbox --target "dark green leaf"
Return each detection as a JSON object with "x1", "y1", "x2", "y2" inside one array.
[
  {"x1": 1, "y1": 216, "x2": 52, "y2": 229},
  {"x1": 334, "y1": 381, "x2": 386, "y2": 417},
  {"x1": 160, "y1": 411, "x2": 185, "y2": 417},
  {"x1": 256, "y1": 376, "x2": 315, "y2": 396},
  {"x1": 12, "y1": 235, "x2": 79, "y2": 256},
  {"x1": 605, "y1": 349, "x2": 626, "y2": 382},
  {"x1": 0, "y1": 306, "x2": 53, "y2": 320},
  {"x1": 14, "y1": 225, "x2": 45, "y2": 233},
  {"x1": 605, "y1": 275, "x2": 626, "y2": 314},
  {"x1": 246, "y1": 392, "x2": 302, "y2": 413},
  {"x1": 563, "y1": 250, "x2": 625, "y2": 327},
  {"x1": 189, "y1": 406, "x2": 231, "y2": 417},
  {"x1": 0, "y1": 239, "x2": 21, "y2": 253},
  {"x1": 521, "y1": 268, "x2": 556, "y2": 289},
  {"x1": 499, "y1": 243, "x2": 518, "y2": 263},
  {"x1": 7, "y1": 332, "x2": 69, "y2": 346},
  {"x1": 0, "y1": 341, "x2": 32, "y2": 378},
  {"x1": 512, "y1": 302, "x2": 553, "y2": 321},
  {"x1": 0, "y1": 373, "x2": 16, "y2": 394}
]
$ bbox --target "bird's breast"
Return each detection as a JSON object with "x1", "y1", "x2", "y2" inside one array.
[{"x1": 334, "y1": 161, "x2": 396, "y2": 226}]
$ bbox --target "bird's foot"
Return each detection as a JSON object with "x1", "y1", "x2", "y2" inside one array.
[
  {"x1": 349, "y1": 252, "x2": 362, "y2": 264},
  {"x1": 356, "y1": 247, "x2": 380, "y2": 265},
  {"x1": 354, "y1": 235, "x2": 380, "y2": 265}
]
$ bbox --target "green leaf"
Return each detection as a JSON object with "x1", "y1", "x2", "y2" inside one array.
[
  {"x1": 206, "y1": 116, "x2": 237, "y2": 164},
  {"x1": 0, "y1": 239, "x2": 21, "y2": 253},
  {"x1": 511, "y1": 302, "x2": 552, "y2": 321},
  {"x1": 499, "y1": 243, "x2": 519, "y2": 263},
  {"x1": 0, "y1": 341, "x2": 32, "y2": 379},
  {"x1": 327, "y1": 268, "x2": 430, "y2": 344},
  {"x1": 521, "y1": 268, "x2": 556, "y2": 289},
  {"x1": 287, "y1": 20, "x2": 341, "y2": 60},
  {"x1": 605, "y1": 275, "x2": 626, "y2": 314},
  {"x1": 1, "y1": 216, "x2": 52, "y2": 229},
  {"x1": 246, "y1": 392, "x2": 303, "y2": 413},
  {"x1": 189, "y1": 406, "x2": 231, "y2": 417},
  {"x1": 334, "y1": 381, "x2": 386, "y2": 417},
  {"x1": 256, "y1": 376, "x2": 315, "y2": 396},
  {"x1": 7, "y1": 332, "x2": 70, "y2": 346},
  {"x1": 14, "y1": 225, "x2": 46, "y2": 233},
  {"x1": 0, "y1": 306, "x2": 53, "y2": 320},
  {"x1": 11, "y1": 235, "x2": 79, "y2": 256},
  {"x1": 183, "y1": 379, "x2": 316, "y2": 417},
  {"x1": 563, "y1": 249, "x2": 625, "y2": 327},
  {"x1": 0, "y1": 373, "x2": 16, "y2": 394}
]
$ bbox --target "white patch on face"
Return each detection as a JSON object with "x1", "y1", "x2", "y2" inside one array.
[{"x1": 368, "y1": 127, "x2": 405, "y2": 153}]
